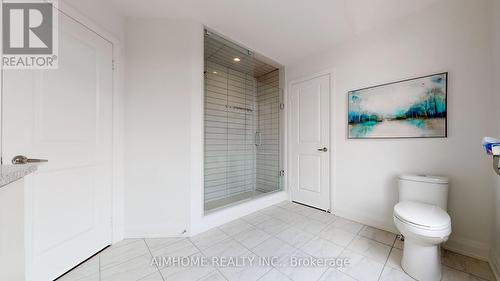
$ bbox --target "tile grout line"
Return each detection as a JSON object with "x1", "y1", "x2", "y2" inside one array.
[
  {"x1": 188, "y1": 235, "x2": 229, "y2": 281},
  {"x1": 376, "y1": 236, "x2": 397, "y2": 281},
  {"x1": 216, "y1": 226, "x2": 275, "y2": 279},
  {"x1": 336, "y1": 237, "x2": 368, "y2": 281},
  {"x1": 70, "y1": 203, "x2": 494, "y2": 281},
  {"x1": 217, "y1": 210, "x2": 332, "y2": 280},
  {"x1": 314, "y1": 243, "x2": 350, "y2": 281},
  {"x1": 99, "y1": 239, "x2": 152, "y2": 273},
  {"x1": 251, "y1": 204, "x2": 345, "y2": 280},
  {"x1": 143, "y1": 238, "x2": 166, "y2": 281}
]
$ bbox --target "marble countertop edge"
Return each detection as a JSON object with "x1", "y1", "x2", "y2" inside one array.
[{"x1": 0, "y1": 164, "x2": 38, "y2": 188}]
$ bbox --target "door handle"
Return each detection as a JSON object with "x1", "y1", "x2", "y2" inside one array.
[
  {"x1": 12, "y1": 155, "x2": 48, "y2": 165},
  {"x1": 317, "y1": 147, "x2": 328, "y2": 152}
]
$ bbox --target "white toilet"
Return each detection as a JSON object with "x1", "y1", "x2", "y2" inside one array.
[{"x1": 393, "y1": 174, "x2": 452, "y2": 281}]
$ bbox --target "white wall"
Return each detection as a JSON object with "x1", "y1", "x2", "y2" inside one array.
[
  {"x1": 287, "y1": 0, "x2": 495, "y2": 259},
  {"x1": 490, "y1": 0, "x2": 500, "y2": 277},
  {"x1": 124, "y1": 18, "x2": 288, "y2": 237},
  {"x1": 60, "y1": 0, "x2": 125, "y2": 43},
  {"x1": 124, "y1": 19, "x2": 203, "y2": 237}
]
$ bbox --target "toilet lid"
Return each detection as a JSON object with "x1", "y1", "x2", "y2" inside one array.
[{"x1": 394, "y1": 201, "x2": 451, "y2": 229}]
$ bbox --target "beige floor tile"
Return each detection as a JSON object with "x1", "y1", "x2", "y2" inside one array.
[
  {"x1": 464, "y1": 256, "x2": 495, "y2": 281},
  {"x1": 256, "y1": 217, "x2": 291, "y2": 235},
  {"x1": 100, "y1": 239, "x2": 150, "y2": 269},
  {"x1": 252, "y1": 237, "x2": 296, "y2": 261},
  {"x1": 277, "y1": 250, "x2": 328, "y2": 281},
  {"x1": 294, "y1": 219, "x2": 329, "y2": 235},
  {"x1": 338, "y1": 249, "x2": 385, "y2": 281},
  {"x1": 198, "y1": 271, "x2": 227, "y2": 281},
  {"x1": 218, "y1": 253, "x2": 272, "y2": 281},
  {"x1": 241, "y1": 212, "x2": 273, "y2": 226},
  {"x1": 219, "y1": 219, "x2": 254, "y2": 236},
  {"x1": 151, "y1": 238, "x2": 199, "y2": 258},
  {"x1": 202, "y1": 238, "x2": 249, "y2": 258},
  {"x1": 379, "y1": 266, "x2": 414, "y2": 281},
  {"x1": 191, "y1": 227, "x2": 231, "y2": 250},
  {"x1": 299, "y1": 237, "x2": 344, "y2": 259},
  {"x1": 385, "y1": 248, "x2": 403, "y2": 271},
  {"x1": 145, "y1": 237, "x2": 185, "y2": 252},
  {"x1": 309, "y1": 211, "x2": 337, "y2": 224},
  {"x1": 359, "y1": 226, "x2": 397, "y2": 246},
  {"x1": 58, "y1": 255, "x2": 99, "y2": 281},
  {"x1": 318, "y1": 268, "x2": 357, "y2": 281},
  {"x1": 137, "y1": 271, "x2": 164, "y2": 281},
  {"x1": 441, "y1": 249, "x2": 467, "y2": 271},
  {"x1": 233, "y1": 227, "x2": 271, "y2": 248},
  {"x1": 276, "y1": 227, "x2": 315, "y2": 248},
  {"x1": 318, "y1": 225, "x2": 358, "y2": 247},
  {"x1": 259, "y1": 268, "x2": 292, "y2": 281},
  {"x1": 101, "y1": 253, "x2": 157, "y2": 281},
  {"x1": 160, "y1": 264, "x2": 216, "y2": 281},
  {"x1": 442, "y1": 265, "x2": 475, "y2": 281},
  {"x1": 347, "y1": 236, "x2": 391, "y2": 264},
  {"x1": 61, "y1": 203, "x2": 498, "y2": 281},
  {"x1": 330, "y1": 218, "x2": 364, "y2": 234},
  {"x1": 289, "y1": 204, "x2": 321, "y2": 217}
]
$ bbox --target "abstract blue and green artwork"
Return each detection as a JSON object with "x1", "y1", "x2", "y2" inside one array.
[{"x1": 348, "y1": 73, "x2": 447, "y2": 139}]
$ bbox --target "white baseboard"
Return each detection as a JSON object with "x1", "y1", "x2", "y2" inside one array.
[
  {"x1": 124, "y1": 224, "x2": 189, "y2": 238},
  {"x1": 443, "y1": 236, "x2": 490, "y2": 261},
  {"x1": 490, "y1": 250, "x2": 500, "y2": 281},
  {"x1": 333, "y1": 208, "x2": 490, "y2": 261},
  {"x1": 332, "y1": 208, "x2": 398, "y2": 234}
]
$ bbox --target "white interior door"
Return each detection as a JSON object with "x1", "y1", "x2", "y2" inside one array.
[
  {"x1": 2, "y1": 10, "x2": 113, "y2": 281},
  {"x1": 290, "y1": 74, "x2": 330, "y2": 211}
]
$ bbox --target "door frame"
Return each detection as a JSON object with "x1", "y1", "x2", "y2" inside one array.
[
  {"x1": 287, "y1": 69, "x2": 335, "y2": 212},
  {"x1": 0, "y1": 0, "x2": 125, "y2": 244}
]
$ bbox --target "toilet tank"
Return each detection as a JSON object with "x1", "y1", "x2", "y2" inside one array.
[{"x1": 398, "y1": 174, "x2": 449, "y2": 210}]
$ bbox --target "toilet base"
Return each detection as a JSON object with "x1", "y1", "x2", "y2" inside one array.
[{"x1": 401, "y1": 238, "x2": 442, "y2": 281}]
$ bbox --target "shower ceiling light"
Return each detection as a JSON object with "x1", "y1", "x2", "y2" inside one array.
[{"x1": 233, "y1": 57, "x2": 241, "y2": 62}]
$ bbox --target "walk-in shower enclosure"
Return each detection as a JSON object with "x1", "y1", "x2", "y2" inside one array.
[{"x1": 204, "y1": 30, "x2": 283, "y2": 212}]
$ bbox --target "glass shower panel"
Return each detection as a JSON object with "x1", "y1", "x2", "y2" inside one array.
[
  {"x1": 204, "y1": 30, "x2": 282, "y2": 212},
  {"x1": 256, "y1": 70, "x2": 281, "y2": 194}
]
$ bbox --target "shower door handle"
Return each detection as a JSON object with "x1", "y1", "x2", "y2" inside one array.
[{"x1": 317, "y1": 147, "x2": 328, "y2": 152}]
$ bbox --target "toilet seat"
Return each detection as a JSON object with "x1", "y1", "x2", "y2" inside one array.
[{"x1": 394, "y1": 201, "x2": 451, "y2": 231}]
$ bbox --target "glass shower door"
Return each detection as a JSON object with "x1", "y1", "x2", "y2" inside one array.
[
  {"x1": 204, "y1": 29, "x2": 282, "y2": 212},
  {"x1": 255, "y1": 70, "x2": 282, "y2": 195}
]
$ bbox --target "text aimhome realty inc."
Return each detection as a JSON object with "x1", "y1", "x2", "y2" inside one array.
[{"x1": 151, "y1": 256, "x2": 350, "y2": 269}]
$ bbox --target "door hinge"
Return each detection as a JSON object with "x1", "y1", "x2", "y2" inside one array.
[
  {"x1": 279, "y1": 103, "x2": 285, "y2": 110},
  {"x1": 112, "y1": 60, "x2": 116, "y2": 70},
  {"x1": 279, "y1": 170, "x2": 285, "y2": 177}
]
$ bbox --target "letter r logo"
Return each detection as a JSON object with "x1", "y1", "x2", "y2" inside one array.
[{"x1": 3, "y1": 2, "x2": 53, "y2": 54}]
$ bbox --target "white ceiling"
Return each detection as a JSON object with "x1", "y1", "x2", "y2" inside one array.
[{"x1": 108, "y1": 0, "x2": 440, "y2": 65}]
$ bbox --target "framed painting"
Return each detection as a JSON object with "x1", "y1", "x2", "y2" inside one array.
[{"x1": 348, "y1": 73, "x2": 447, "y2": 139}]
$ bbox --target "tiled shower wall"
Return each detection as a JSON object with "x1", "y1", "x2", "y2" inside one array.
[
  {"x1": 204, "y1": 61, "x2": 257, "y2": 202},
  {"x1": 256, "y1": 70, "x2": 281, "y2": 193},
  {"x1": 204, "y1": 61, "x2": 281, "y2": 205}
]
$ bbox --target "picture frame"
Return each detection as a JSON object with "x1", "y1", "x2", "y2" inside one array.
[{"x1": 347, "y1": 72, "x2": 448, "y2": 139}]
